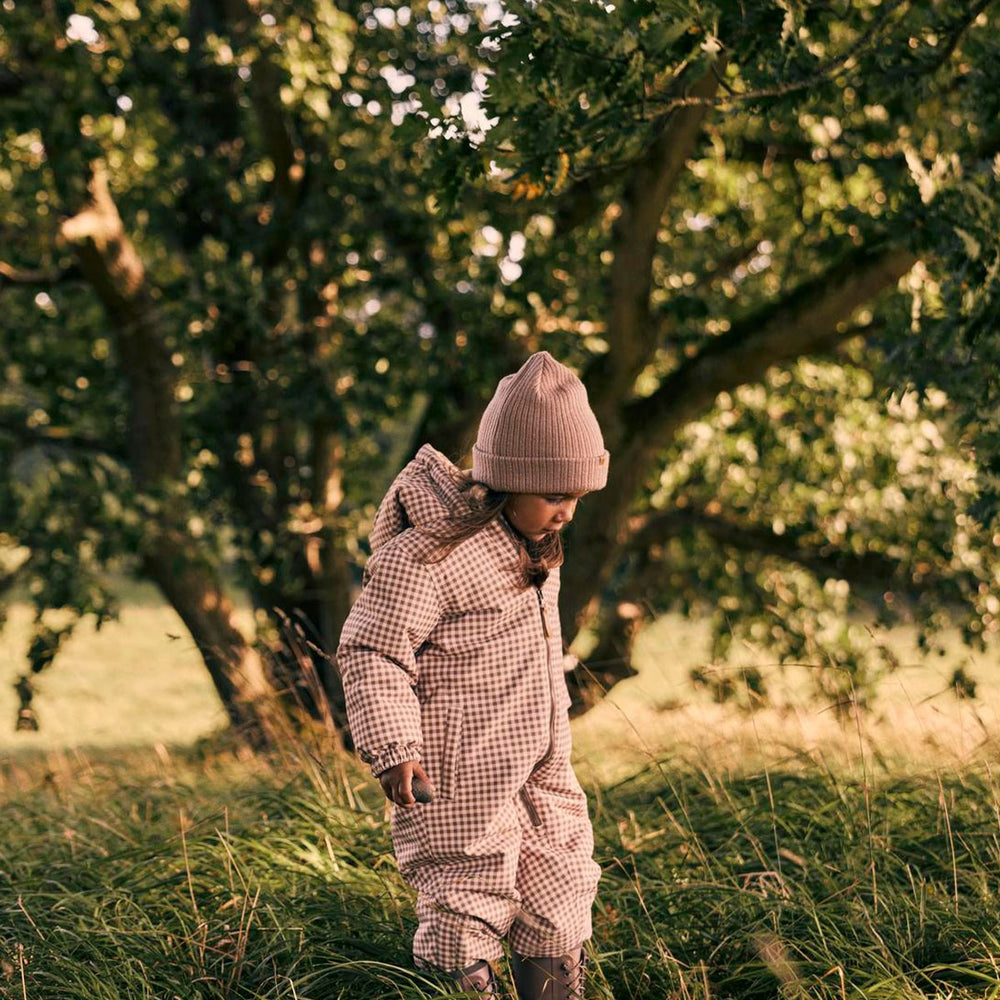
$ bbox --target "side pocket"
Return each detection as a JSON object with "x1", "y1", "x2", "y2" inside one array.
[
  {"x1": 437, "y1": 699, "x2": 462, "y2": 800},
  {"x1": 419, "y1": 698, "x2": 463, "y2": 801},
  {"x1": 520, "y1": 786, "x2": 543, "y2": 828}
]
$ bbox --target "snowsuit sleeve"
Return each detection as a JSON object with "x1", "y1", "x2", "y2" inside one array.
[{"x1": 336, "y1": 541, "x2": 442, "y2": 777}]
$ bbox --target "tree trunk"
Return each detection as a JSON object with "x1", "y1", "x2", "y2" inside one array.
[
  {"x1": 306, "y1": 423, "x2": 354, "y2": 728},
  {"x1": 145, "y1": 533, "x2": 280, "y2": 743},
  {"x1": 57, "y1": 160, "x2": 285, "y2": 743}
]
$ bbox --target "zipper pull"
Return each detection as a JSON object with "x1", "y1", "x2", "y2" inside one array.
[{"x1": 536, "y1": 586, "x2": 550, "y2": 637}]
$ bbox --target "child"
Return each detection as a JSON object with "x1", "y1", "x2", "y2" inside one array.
[{"x1": 337, "y1": 351, "x2": 608, "y2": 999}]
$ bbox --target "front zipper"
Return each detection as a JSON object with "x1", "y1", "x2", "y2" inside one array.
[
  {"x1": 534, "y1": 585, "x2": 557, "y2": 770},
  {"x1": 519, "y1": 584, "x2": 558, "y2": 828},
  {"x1": 535, "y1": 583, "x2": 551, "y2": 638},
  {"x1": 494, "y1": 517, "x2": 560, "y2": 829}
]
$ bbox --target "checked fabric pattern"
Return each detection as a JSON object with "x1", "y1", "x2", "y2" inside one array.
[{"x1": 337, "y1": 444, "x2": 601, "y2": 970}]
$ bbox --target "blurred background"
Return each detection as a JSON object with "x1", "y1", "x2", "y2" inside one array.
[{"x1": 3, "y1": 0, "x2": 999, "y2": 757}]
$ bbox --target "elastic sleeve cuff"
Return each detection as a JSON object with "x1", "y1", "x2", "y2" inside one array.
[{"x1": 363, "y1": 741, "x2": 423, "y2": 778}]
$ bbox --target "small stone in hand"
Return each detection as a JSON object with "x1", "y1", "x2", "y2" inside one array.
[{"x1": 411, "y1": 776, "x2": 435, "y2": 803}]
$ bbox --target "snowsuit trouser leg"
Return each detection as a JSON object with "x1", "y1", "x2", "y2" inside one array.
[
  {"x1": 392, "y1": 755, "x2": 601, "y2": 972},
  {"x1": 509, "y1": 754, "x2": 602, "y2": 957}
]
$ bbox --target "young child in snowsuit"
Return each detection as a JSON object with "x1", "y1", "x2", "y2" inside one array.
[{"x1": 336, "y1": 351, "x2": 608, "y2": 999}]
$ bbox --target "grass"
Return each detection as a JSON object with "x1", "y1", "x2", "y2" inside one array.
[
  {"x1": 4, "y1": 738, "x2": 1000, "y2": 998},
  {"x1": 3, "y1": 581, "x2": 1000, "y2": 997}
]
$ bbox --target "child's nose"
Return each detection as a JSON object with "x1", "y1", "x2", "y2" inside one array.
[{"x1": 555, "y1": 500, "x2": 577, "y2": 522}]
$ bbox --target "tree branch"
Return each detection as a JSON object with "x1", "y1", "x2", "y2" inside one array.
[
  {"x1": 715, "y1": 134, "x2": 815, "y2": 165},
  {"x1": 556, "y1": 240, "x2": 915, "y2": 641},
  {"x1": 215, "y1": 0, "x2": 307, "y2": 267},
  {"x1": 625, "y1": 242, "x2": 918, "y2": 449},
  {"x1": 58, "y1": 159, "x2": 183, "y2": 485},
  {"x1": 0, "y1": 260, "x2": 82, "y2": 291},
  {"x1": 683, "y1": 237, "x2": 762, "y2": 296},
  {"x1": 560, "y1": 497, "x2": 976, "y2": 708},
  {"x1": 915, "y1": 0, "x2": 993, "y2": 78},
  {"x1": 28, "y1": 14, "x2": 285, "y2": 744},
  {"x1": 587, "y1": 59, "x2": 727, "y2": 417},
  {"x1": 641, "y1": 0, "x2": 990, "y2": 122},
  {"x1": 551, "y1": 166, "x2": 629, "y2": 237},
  {"x1": 642, "y1": 0, "x2": 912, "y2": 117}
]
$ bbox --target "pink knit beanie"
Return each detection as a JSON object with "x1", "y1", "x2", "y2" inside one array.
[{"x1": 472, "y1": 351, "x2": 609, "y2": 493}]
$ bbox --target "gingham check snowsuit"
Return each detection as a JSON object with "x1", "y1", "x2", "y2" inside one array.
[{"x1": 337, "y1": 444, "x2": 602, "y2": 970}]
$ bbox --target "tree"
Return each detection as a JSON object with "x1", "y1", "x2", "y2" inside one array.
[
  {"x1": 2, "y1": 0, "x2": 998, "y2": 743},
  {"x1": 0, "y1": 0, "x2": 509, "y2": 742},
  {"x1": 425, "y1": 0, "x2": 1000, "y2": 708}
]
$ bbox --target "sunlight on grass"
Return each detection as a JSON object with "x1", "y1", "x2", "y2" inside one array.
[
  {"x1": 4, "y1": 725, "x2": 1000, "y2": 998},
  {"x1": 572, "y1": 613, "x2": 1000, "y2": 790},
  {"x1": 2, "y1": 577, "x2": 997, "y2": 782},
  {"x1": 0, "y1": 579, "x2": 227, "y2": 753}
]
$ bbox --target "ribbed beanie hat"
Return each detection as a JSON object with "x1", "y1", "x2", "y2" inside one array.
[{"x1": 472, "y1": 351, "x2": 609, "y2": 493}]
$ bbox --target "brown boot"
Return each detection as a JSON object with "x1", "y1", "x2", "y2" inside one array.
[
  {"x1": 510, "y1": 947, "x2": 586, "y2": 999},
  {"x1": 447, "y1": 958, "x2": 505, "y2": 997}
]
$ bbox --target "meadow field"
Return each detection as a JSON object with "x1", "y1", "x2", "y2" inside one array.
[{"x1": 3, "y1": 581, "x2": 1000, "y2": 999}]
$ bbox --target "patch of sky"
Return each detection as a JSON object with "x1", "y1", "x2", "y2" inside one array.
[
  {"x1": 381, "y1": 66, "x2": 417, "y2": 95},
  {"x1": 66, "y1": 14, "x2": 100, "y2": 45},
  {"x1": 499, "y1": 231, "x2": 527, "y2": 284},
  {"x1": 685, "y1": 212, "x2": 716, "y2": 232}
]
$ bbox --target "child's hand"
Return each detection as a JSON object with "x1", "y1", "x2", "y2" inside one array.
[{"x1": 379, "y1": 760, "x2": 436, "y2": 808}]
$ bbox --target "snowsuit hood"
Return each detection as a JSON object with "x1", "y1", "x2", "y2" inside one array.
[{"x1": 369, "y1": 444, "x2": 466, "y2": 554}]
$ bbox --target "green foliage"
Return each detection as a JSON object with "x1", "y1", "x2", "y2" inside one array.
[
  {"x1": 441, "y1": 0, "x2": 1000, "y2": 708},
  {"x1": 638, "y1": 356, "x2": 998, "y2": 707},
  {"x1": 0, "y1": 1, "x2": 520, "y2": 696}
]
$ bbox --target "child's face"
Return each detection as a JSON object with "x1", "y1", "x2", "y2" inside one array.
[{"x1": 504, "y1": 491, "x2": 587, "y2": 540}]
